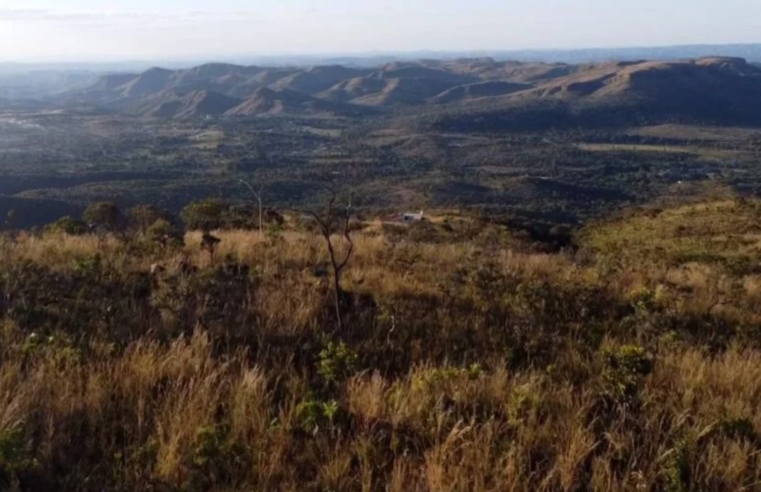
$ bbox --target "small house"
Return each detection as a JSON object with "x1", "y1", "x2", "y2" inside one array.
[
  {"x1": 383, "y1": 210, "x2": 426, "y2": 225},
  {"x1": 402, "y1": 211, "x2": 425, "y2": 223}
]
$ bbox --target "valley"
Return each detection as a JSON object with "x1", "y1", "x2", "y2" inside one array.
[{"x1": 1, "y1": 56, "x2": 761, "y2": 231}]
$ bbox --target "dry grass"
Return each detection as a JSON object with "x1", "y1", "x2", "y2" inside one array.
[
  {"x1": 577, "y1": 143, "x2": 696, "y2": 154},
  {"x1": 2, "y1": 206, "x2": 761, "y2": 491},
  {"x1": 628, "y1": 124, "x2": 761, "y2": 142},
  {"x1": 576, "y1": 142, "x2": 748, "y2": 162}
]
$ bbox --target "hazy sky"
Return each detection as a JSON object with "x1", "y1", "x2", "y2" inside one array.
[{"x1": 1, "y1": 0, "x2": 760, "y2": 61}]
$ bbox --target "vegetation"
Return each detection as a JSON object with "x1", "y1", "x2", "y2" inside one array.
[
  {"x1": 3, "y1": 58, "x2": 761, "y2": 231},
  {"x1": 2, "y1": 196, "x2": 761, "y2": 491},
  {"x1": 2, "y1": 56, "x2": 761, "y2": 490}
]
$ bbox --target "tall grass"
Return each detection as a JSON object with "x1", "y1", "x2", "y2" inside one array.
[{"x1": 2, "y1": 204, "x2": 761, "y2": 491}]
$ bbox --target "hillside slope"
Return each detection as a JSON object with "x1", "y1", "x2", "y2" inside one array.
[
  {"x1": 430, "y1": 81, "x2": 531, "y2": 104},
  {"x1": 4, "y1": 198, "x2": 761, "y2": 490},
  {"x1": 78, "y1": 56, "x2": 761, "y2": 124},
  {"x1": 431, "y1": 57, "x2": 761, "y2": 130},
  {"x1": 225, "y1": 87, "x2": 371, "y2": 116},
  {"x1": 270, "y1": 65, "x2": 372, "y2": 94},
  {"x1": 145, "y1": 90, "x2": 242, "y2": 119}
]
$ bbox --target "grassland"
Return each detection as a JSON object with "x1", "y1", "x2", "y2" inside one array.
[
  {"x1": 2, "y1": 196, "x2": 761, "y2": 491},
  {"x1": 628, "y1": 124, "x2": 761, "y2": 142},
  {"x1": 2, "y1": 106, "x2": 761, "y2": 232},
  {"x1": 576, "y1": 143, "x2": 697, "y2": 154}
]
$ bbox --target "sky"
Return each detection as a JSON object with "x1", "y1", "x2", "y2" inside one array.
[{"x1": 1, "y1": 0, "x2": 760, "y2": 62}]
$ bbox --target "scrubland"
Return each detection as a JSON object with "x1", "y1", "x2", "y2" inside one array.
[{"x1": 3, "y1": 201, "x2": 761, "y2": 491}]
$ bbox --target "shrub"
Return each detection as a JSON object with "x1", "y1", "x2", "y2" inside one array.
[
  {"x1": 188, "y1": 425, "x2": 248, "y2": 491},
  {"x1": 146, "y1": 219, "x2": 184, "y2": 250},
  {"x1": 46, "y1": 216, "x2": 88, "y2": 235},
  {"x1": 318, "y1": 341, "x2": 359, "y2": 385},
  {"x1": 0, "y1": 423, "x2": 38, "y2": 485},
  {"x1": 662, "y1": 437, "x2": 690, "y2": 492},
  {"x1": 82, "y1": 202, "x2": 124, "y2": 232},
  {"x1": 602, "y1": 345, "x2": 653, "y2": 403},
  {"x1": 181, "y1": 200, "x2": 272, "y2": 231},
  {"x1": 127, "y1": 204, "x2": 173, "y2": 233},
  {"x1": 181, "y1": 200, "x2": 225, "y2": 231},
  {"x1": 296, "y1": 399, "x2": 343, "y2": 434}
]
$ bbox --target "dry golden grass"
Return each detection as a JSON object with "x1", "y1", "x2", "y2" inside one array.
[
  {"x1": 577, "y1": 143, "x2": 696, "y2": 154},
  {"x1": 576, "y1": 141, "x2": 749, "y2": 162},
  {"x1": 2, "y1": 206, "x2": 761, "y2": 491},
  {"x1": 628, "y1": 124, "x2": 761, "y2": 142}
]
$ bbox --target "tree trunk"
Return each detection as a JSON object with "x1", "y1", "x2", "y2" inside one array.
[
  {"x1": 333, "y1": 270, "x2": 344, "y2": 331},
  {"x1": 258, "y1": 197, "x2": 263, "y2": 239}
]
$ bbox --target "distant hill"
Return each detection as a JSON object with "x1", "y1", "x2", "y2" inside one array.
[
  {"x1": 79, "y1": 59, "x2": 488, "y2": 108},
  {"x1": 323, "y1": 64, "x2": 479, "y2": 106},
  {"x1": 224, "y1": 87, "x2": 370, "y2": 117},
  {"x1": 75, "y1": 56, "x2": 761, "y2": 124},
  {"x1": 269, "y1": 65, "x2": 371, "y2": 94},
  {"x1": 88, "y1": 73, "x2": 139, "y2": 92},
  {"x1": 511, "y1": 58, "x2": 761, "y2": 103},
  {"x1": 322, "y1": 76, "x2": 457, "y2": 106},
  {"x1": 120, "y1": 67, "x2": 175, "y2": 97},
  {"x1": 429, "y1": 57, "x2": 761, "y2": 130},
  {"x1": 427, "y1": 59, "x2": 578, "y2": 84},
  {"x1": 145, "y1": 90, "x2": 242, "y2": 119},
  {"x1": 5, "y1": 44, "x2": 761, "y2": 75},
  {"x1": 378, "y1": 63, "x2": 478, "y2": 84},
  {"x1": 318, "y1": 77, "x2": 389, "y2": 102},
  {"x1": 430, "y1": 81, "x2": 530, "y2": 104}
]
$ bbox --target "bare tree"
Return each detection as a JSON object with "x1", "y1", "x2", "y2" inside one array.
[
  {"x1": 240, "y1": 180, "x2": 264, "y2": 238},
  {"x1": 307, "y1": 188, "x2": 354, "y2": 331},
  {"x1": 201, "y1": 232, "x2": 222, "y2": 266}
]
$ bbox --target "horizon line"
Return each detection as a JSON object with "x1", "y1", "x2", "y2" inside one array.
[{"x1": 3, "y1": 41, "x2": 761, "y2": 66}]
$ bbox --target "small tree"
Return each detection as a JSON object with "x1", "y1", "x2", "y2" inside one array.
[
  {"x1": 307, "y1": 188, "x2": 354, "y2": 331},
  {"x1": 181, "y1": 200, "x2": 225, "y2": 231},
  {"x1": 82, "y1": 202, "x2": 124, "y2": 233},
  {"x1": 47, "y1": 216, "x2": 88, "y2": 235},
  {"x1": 226, "y1": 204, "x2": 258, "y2": 230},
  {"x1": 240, "y1": 180, "x2": 264, "y2": 238},
  {"x1": 147, "y1": 219, "x2": 184, "y2": 251},
  {"x1": 201, "y1": 232, "x2": 222, "y2": 266},
  {"x1": 127, "y1": 204, "x2": 173, "y2": 233}
]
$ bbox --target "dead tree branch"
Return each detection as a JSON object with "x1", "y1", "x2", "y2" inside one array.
[
  {"x1": 240, "y1": 179, "x2": 265, "y2": 238},
  {"x1": 307, "y1": 187, "x2": 354, "y2": 331}
]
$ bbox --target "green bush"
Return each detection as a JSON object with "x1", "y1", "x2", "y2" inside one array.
[
  {"x1": 181, "y1": 200, "x2": 225, "y2": 231},
  {"x1": 146, "y1": 219, "x2": 184, "y2": 250},
  {"x1": 602, "y1": 345, "x2": 653, "y2": 403},
  {"x1": 0, "y1": 423, "x2": 38, "y2": 483},
  {"x1": 318, "y1": 341, "x2": 359, "y2": 385},
  {"x1": 127, "y1": 204, "x2": 174, "y2": 233},
  {"x1": 46, "y1": 216, "x2": 88, "y2": 235},
  {"x1": 181, "y1": 200, "x2": 265, "y2": 231},
  {"x1": 296, "y1": 399, "x2": 342, "y2": 434},
  {"x1": 82, "y1": 202, "x2": 124, "y2": 232},
  {"x1": 662, "y1": 437, "x2": 690, "y2": 492},
  {"x1": 188, "y1": 425, "x2": 248, "y2": 491}
]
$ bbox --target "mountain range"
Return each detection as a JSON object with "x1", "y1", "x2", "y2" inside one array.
[
  {"x1": 69, "y1": 56, "x2": 761, "y2": 126},
  {"x1": 5, "y1": 43, "x2": 761, "y2": 73}
]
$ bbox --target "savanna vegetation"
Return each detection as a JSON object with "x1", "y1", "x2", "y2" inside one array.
[
  {"x1": 3, "y1": 191, "x2": 761, "y2": 491},
  {"x1": 2, "y1": 94, "x2": 761, "y2": 231}
]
